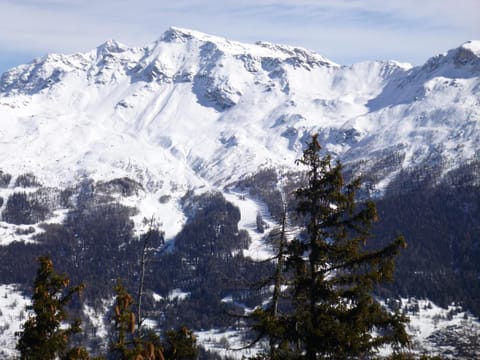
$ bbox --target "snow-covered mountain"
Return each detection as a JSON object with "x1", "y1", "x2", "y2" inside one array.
[
  {"x1": 1, "y1": 27, "x2": 480, "y2": 359},
  {"x1": 1, "y1": 27, "x2": 478, "y2": 195}
]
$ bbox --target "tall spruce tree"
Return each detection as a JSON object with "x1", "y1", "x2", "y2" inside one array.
[
  {"x1": 285, "y1": 134, "x2": 409, "y2": 359},
  {"x1": 16, "y1": 256, "x2": 88, "y2": 360}
]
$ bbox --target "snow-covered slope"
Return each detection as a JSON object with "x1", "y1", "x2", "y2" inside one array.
[
  {"x1": 0, "y1": 285, "x2": 30, "y2": 358},
  {"x1": 1, "y1": 28, "x2": 478, "y2": 197},
  {"x1": 0, "y1": 30, "x2": 479, "y2": 358}
]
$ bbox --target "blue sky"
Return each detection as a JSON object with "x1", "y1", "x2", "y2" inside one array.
[{"x1": 0, "y1": 0, "x2": 478, "y2": 73}]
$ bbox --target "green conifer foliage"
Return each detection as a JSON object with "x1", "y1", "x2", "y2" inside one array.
[
  {"x1": 286, "y1": 134, "x2": 409, "y2": 359},
  {"x1": 110, "y1": 280, "x2": 138, "y2": 359},
  {"x1": 163, "y1": 327, "x2": 198, "y2": 360},
  {"x1": 109, "y1": 281, "x2": 197, "y2": 360},
  {"x1": 110, "y1": 280, "x2": 163, "y2": 360},
  {"x1": 16, "y1": 256, "x2": 87, "y2": 360}
]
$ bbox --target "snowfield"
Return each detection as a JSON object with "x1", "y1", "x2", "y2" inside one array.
[{"x1": 0, "y1": 28, "x2": 478, "y2": 195}]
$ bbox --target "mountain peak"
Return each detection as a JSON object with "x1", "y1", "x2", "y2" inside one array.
[
  {"x1": 418, "y1": 39, "x2": 480, "y2": 77},
  {"x1": 157, "y1": 27, "x2": 337, "y2": 67},
  {"x1": 454, "y1": 40, "x2": 480, "y2": 66},
  {"x1": 96, "y1": 39, "x2": 128, "y2": 54},
  {"x1": 460, "y1": 40, "x2": 480, "y2": 55},
  {"x1": 160, "y1": 26, "x2": 226, "y2": 44}
]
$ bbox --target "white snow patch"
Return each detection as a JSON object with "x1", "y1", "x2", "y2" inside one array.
[
  {"x1": 152, "y1": 292, "x2": 163, "y2": 302},
  {"x1": 224, "y1": 191, "x2": 276, "y2": 261},
  {"x1": 462, "y1": 40, "x2": 480, "y2": 56},
  {"x1": 379, "y1": 298, "x2": 480, "y2": 358},
  {"x1": 196, "y1": 328, "x2": 263, "y2": 360},
  {"x1": 0, "y1": 285, "x2": 30, "y2": 358},
  {"x1": 167, "y1": 289, "x2": 190, "y2": 301},
  {"x1": 83, "y1": 302, "x2": 111, "y2": 342}
]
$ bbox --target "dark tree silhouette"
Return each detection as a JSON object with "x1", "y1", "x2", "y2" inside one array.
[{"x1": 16, "y1": 256, "x2": 88, "y2": 360}]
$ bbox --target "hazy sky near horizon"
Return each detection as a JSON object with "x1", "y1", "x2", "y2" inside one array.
[{"x1": 0, "y1": 0, "x2": 478, "y2": 73}]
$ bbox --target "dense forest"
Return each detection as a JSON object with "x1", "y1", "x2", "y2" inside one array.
[
  {"x1": 373, "y1": 183, "x2": 480, "y2": 315},
  {"x1": 7, "y1": 136, "x2": 419, "y2": 359},
  {"x1": 0, "y1": 148, "x2": 479, "y2": 358}
]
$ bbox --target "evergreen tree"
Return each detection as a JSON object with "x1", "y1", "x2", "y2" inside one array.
[
  {"x1": 163, "y1": 327, "x2": 198, "y2": 360},
  {"x1": 285, "y1": 134, "x2": 409, "y2": 359},
  {"x1": 109, "y1": 280, "x2": 137, "y2": 359},
  {"x1": 16, "y1": 256, "x2": 88, "y2": 360},
  {"x1": 109, "y1": 280, "x2": 197, "y2": 360},
  {"x1": 110, "y1": 280, "x2": 163, "y2": 360}
]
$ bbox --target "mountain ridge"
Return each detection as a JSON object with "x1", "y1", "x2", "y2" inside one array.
[{"x1": 0, "y1": 28, "x2": 478, "y2": 194}]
